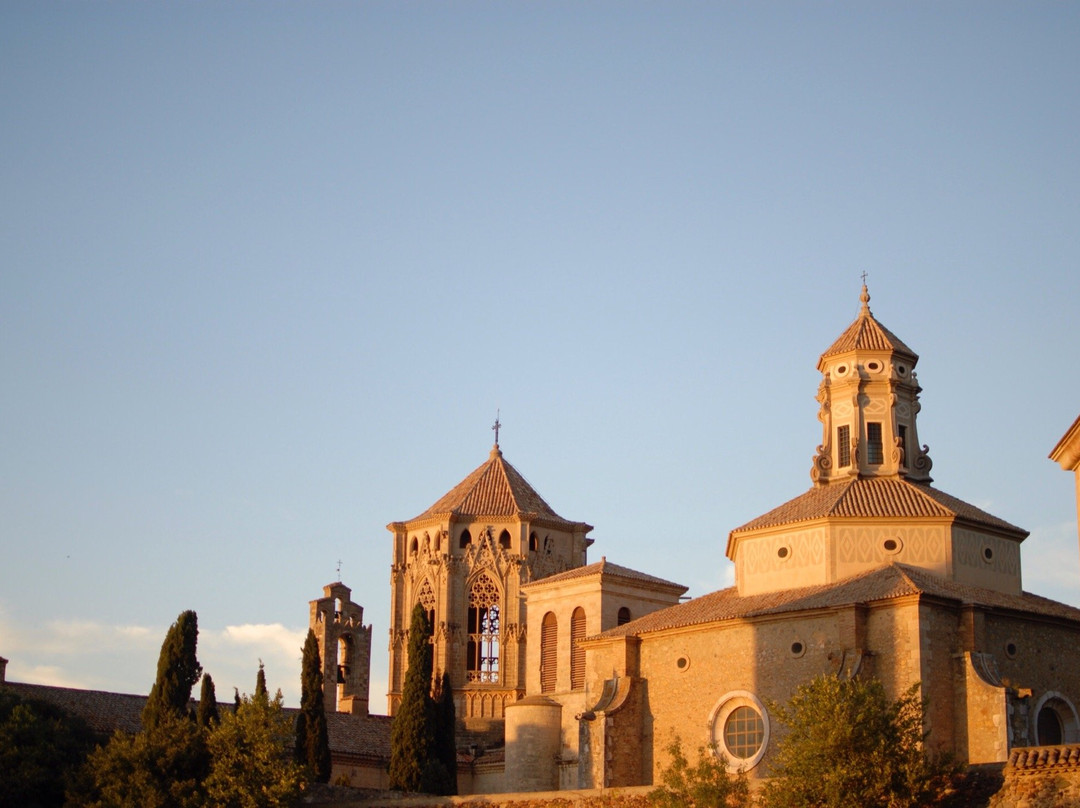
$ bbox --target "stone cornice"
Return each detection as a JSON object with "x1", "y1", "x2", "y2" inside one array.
[{"x1": 1050, "y1": 414, "x2": 1080, "y2": 471}]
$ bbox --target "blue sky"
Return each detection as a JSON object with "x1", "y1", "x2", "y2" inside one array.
[{"x1": 2, "y1": 3, "x2": 1078, "y2": 709}]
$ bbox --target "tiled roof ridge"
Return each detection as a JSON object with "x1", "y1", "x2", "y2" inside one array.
[
  {"x1": 730, "y1": 477, "x2": 1026, "y2": 536},
  {"x1": 524, "y1": 557, "x2": 687, "y2": 591},
  {"x1": 408, "y1": 446, "x2": 575, "y2": 525},
  {"x1": 821, "y1": 287, "x2": 917, "y2": 360}
]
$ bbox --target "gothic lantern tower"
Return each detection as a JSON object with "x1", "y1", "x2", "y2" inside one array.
[{"x1": 386, "y1": 437, "x2": 593, "y2": 728}]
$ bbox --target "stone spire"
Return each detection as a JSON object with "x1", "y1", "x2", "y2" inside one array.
[{"x1": 810, "y1": 283, "x2": 932, "y2": 485}]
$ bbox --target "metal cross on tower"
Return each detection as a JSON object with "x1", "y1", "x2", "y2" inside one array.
[{"x1": 492, "y1": 410, "x2": 502, "y2": 446}]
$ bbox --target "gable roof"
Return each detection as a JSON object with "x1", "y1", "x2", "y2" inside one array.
[
  {"x1": 523, "y1": 556, "x2": 687, "y2": 594},
  {"x1": 820, "y1": 286, "x2": 917, "y2": 362},
  {"x1": 405, "y1": 445, "x2": 590, "y2": 530},
  {"x1": 729, "y1": 477, "x2": 1027, "y2": 539},
  {"x1": 593, "y1": 562, "x2": 1080, "y2": 641}
]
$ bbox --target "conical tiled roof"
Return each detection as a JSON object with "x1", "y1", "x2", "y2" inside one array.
[
  {"x1": 729, "y1": 477, "x2": 1027, "y2": 538},
  {"x1": 820, "y1": 285, "x2": 917, "y2": 362},
  {"x1": 408, "y1": 445, "x2": 584, "y2": 527}
]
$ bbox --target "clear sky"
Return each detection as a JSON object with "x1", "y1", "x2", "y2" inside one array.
[{"x1": 2, "y1": 2, "x2": 1078, "y2": 710}]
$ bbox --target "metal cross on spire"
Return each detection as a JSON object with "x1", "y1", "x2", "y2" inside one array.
[
  {"x1": 861, "y1": 270, "x2": 868, "y2": 285},
  {"x1": 492, "y1": 410, "x2": 502, "y2": 446},
  {"x1": 336, "y1": 559, "x2": 342, "y2": 580}
]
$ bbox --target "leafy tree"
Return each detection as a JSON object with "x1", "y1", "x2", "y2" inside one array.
[
  {"x1": 196, "y1": 673, "x2": 219, "y2": 728},
  {"x1": 648, "y1": 736, "x2": 750, "y2": 808},
  {"x1": 0, "y1": 688, "x2": 96, "y2": 808},
  {"x1": 203, "y1": 671, "x2": 305, "y2": 808},
  {"x1": 295, "y1": 629, "x2": 331, "y2": 782},
  {"x1": 142, "y1": 610, "x2": 202, "y2": 729},
  {"x1": 761, "y1": 675, "x2": 956, "y2": 808},
  {"x1": 434, "y1": 671, "x2": 458, "y2": 796},
  {"x1": 388, "y1": 603, "x2": 448, "y2": 793},
  {"x1": 68, "y1": 712, "x2": 208, "y2": 808}
]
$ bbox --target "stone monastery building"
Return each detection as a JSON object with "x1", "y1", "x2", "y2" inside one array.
[
  {"x1": 367, "y1": 283, "x2": 1080, "y2": 793},
  {"x1": 5, "y1": 285, "x2": 1080, "y2": 796}
]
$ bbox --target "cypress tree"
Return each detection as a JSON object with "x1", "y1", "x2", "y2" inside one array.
[
  {"x1": 295, "y1": 628, "x2": 332, "y2": 782},
  {"x1": 388, "y1": 603, "x2": 444, "y2": 793},
  {"x1": 435, "y1": 671, "x2": 458, "y2": 795},
  {"x1": 142, "y1": 610, "x2": 202, "y2": 728},
  {"x1": 197, "y1": 672, "x2": 220, "y2": 727},
  {"x1": 254, "y1": 661, "x2": 269, "y2": 706}
]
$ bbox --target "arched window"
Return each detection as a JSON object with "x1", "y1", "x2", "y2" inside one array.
[
  {"x1": 498, "y1": 529, "x2": 511, "y2": 550},
  {"x1": 529, "y1": 532, "x2": 539, "y2": 552},
  {"x1": 337, "y1": 635, "x2": 352, "y2": 683},
  {"x1": 417, "y1": 578, "x2": 436, "y2": 636},
  {"x1": 540, "y1": 612, "x2": 557, "y2": 693},
  {"x1": 466, "y1": 574, "x2": 500, "y2": 683},
  {"x1": 617, "y1": 607, "x2": 632, "y2": 626},
  {"x1": 409, "y1": 537, "x2": 418, "y2": 555},
  {"x1": 570, "y1": 607, "x2": 586, "y2": 690},
  {"x1": 459, "y1": 529, "x2": 472, "y2": 550}
]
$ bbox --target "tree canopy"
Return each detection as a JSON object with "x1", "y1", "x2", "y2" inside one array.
[{"x1": 762, "y1": 675, "x2": 956, "y2": 808}]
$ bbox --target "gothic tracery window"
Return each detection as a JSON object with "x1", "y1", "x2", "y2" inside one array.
[
  {"x1": 466, "y1": 574, "x2": 501, "y2": 683},
  {"x1": 417, "y1": 578, "x2": 436, "y2": 636}
]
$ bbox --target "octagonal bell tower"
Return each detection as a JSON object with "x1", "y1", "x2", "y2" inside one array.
[{"x1": 811, "y1": 283, "x2": 933, "y2": 485}]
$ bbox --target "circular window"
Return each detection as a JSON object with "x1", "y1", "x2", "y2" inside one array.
[
  {"x1": 868, "y1": 361, "x2": 880, "y2": 371},
  {"x1": 708, "y1": 691, "x2": 770, "y2": 771},
  {"x1": 983, "y1": 546, "x2": 994, "y2": 563},
  {"x1": 676, "y1": 656, "x2": 690, "y2": 672},
  {"x1": 1005, "y1": 642, "x2": 1018, "y2": 659},
  {"x1": 883, "y1": 538, "x2": 902, "y2": 554},
  {"x1": 790, "y1": 641, "x2": 805, "y2": 658},
  {"x1": 777, "y1": 546, "x2": 790, "y2": 560},
  {"x1": 898, "y1": 365, "x2": 907, "y2": 375},
  {"x1": 836, "y1": 365, "x2": 848, "y2": 375}
]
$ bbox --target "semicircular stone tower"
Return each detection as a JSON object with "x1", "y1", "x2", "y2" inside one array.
[{"x1": 387, "y1": 442, "x2": 593, "y2": 731}]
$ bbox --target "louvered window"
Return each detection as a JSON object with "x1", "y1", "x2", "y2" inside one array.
[
  {"x1": 540, "y1": 612, "x2": 557, "y2": 693},
  {"x1": 570, "y1": 607, "x2": 586, "y2": 690}
]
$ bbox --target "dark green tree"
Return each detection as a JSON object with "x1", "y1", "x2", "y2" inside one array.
[
  {"x1": 388, "y1": 603, "x2": 447, "y2": 793},
  {"x1": 647, "y1": 736, "x2": 750, "y2": 808},
  {"x1": 761, "y1": 675, "x2": 957, "y2": 808},
  {"x1": 68, "y1": 711, "x2": 207, "y2": 808},
  {"x1": 196, "y1": 673, "x2": 219, "y2": 728},
  {"x1": 434, "y1": 671, "x2": 458, "y2": 796},
  {"x1": 142, "y1": 610, "x2": 202, "y2": 729},
  {"x1": 295, "y1": 628, "x2": 331, "y2": 782},
  {"x1": 0, "y1": 688, "x2": 96, "y2": 808},
  {"x1": 254, "y1": 660, "x2": 268, "y2": 704}
]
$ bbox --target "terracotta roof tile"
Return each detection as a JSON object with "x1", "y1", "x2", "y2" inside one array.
[
  {"x1": 2, "y1": 682, "x2": 392, "y2": 761},
  {"x1": 524, "y1": 557, "x2": 687, "y2": 593},
  {"x1": 730, "y1": 478, "x2": 1026, "y2": 538},
  {"x1": 408, "y1": 446, "x2": 587, "y2": 529},
  {"x1": 821, "y1": 294, "x2": 917, "y2": 360},
  {"x1": 594, "y1": 563, "x2": 1080, "y2": 640}
]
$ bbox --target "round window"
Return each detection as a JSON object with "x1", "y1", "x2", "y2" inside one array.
[
  {"x1": 983, "y1": 546, "x2": 994, "y2": 563},
  {"x1": 868, "y1": 361, "x2": 880, "y2": 371},
  {"x1": 676, "y1": 655, "x2": 690, "y2": 671},
  {"x1": 790, "y1": 641, "x2": 805, "y2": 658},
  {"x1": 777, "y1": 546, "x2": 790, "y2": 560},
  {"x1": 708, "y1": 691, "x2": 770, "y2": 771},
  {"x1": 883, "y1": 538, "x2": 902, "y2": 554}
]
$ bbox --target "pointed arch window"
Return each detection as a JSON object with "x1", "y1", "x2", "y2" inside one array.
[
  {"x1": 466, "y1": 574, "x2": 500, "y2": 683},
  {"x1": 570, "y1": 607, "x2": 586, "y2": 690},
  {"x1": 617, "y1": 606, "x2": 632, "y2": 626},
  {"x1": 540, "y1": 612, "x2": 557, "y2": 693},
  {"x1": 498, "y1": 529, "x2": 512, "y2": 550},
  {"x1": 417, "y1": 579, "x2": 436, "y2": 637}
]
